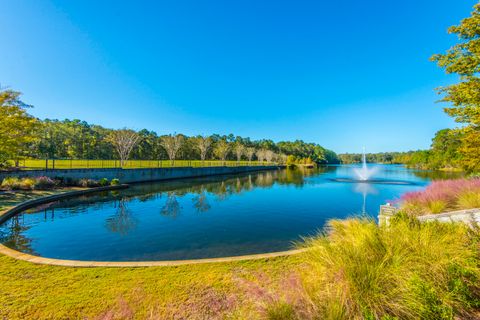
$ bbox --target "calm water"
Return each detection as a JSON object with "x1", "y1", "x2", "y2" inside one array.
[{"x1": 0, "y1": 165, "x2": 460, "y2": 261}]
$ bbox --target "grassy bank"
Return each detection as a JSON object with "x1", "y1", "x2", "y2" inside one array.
[{"x1": 0, "y1": 254, "x2": 300, "y2": 319}]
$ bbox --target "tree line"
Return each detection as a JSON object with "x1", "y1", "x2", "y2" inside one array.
[{"x1": 0, "y1": 89, "x2": 339, "y2": 168}]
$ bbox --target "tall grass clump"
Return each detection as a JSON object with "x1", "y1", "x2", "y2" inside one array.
[
  {"x1": 401, "y1": 178, "x2": 480, "y2": 215},
  {"x1": 298, "y1": 216, "x2": 480, "y2": 319}
]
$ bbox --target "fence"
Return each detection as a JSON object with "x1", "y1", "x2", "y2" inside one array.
[{"x1": 12, "y1": 159, "x2": 277, "y2": 170}]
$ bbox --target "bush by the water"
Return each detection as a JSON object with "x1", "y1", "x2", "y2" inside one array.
[
  {"x1": 401, "y1": 178, "x2": 480, "y2": 215},
  {"x1": 280, "y1": 216, "x2": 480, "y2": 319},
  {"x1": 1, "y1": 176, "x2": 56, "y2": 190}
]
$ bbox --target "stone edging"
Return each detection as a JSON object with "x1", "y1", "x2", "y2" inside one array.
[
  {"x1": 0, "y1": 185, "x2": 304, "y2": 267},
  {"x1": 416, "y1": 208, "x2": 480, "y2": 221}
]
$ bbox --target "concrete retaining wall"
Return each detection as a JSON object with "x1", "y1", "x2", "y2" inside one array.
[
  {"x1": 0, "y1": 165, "x2": 279, "y2": 184},
  {"x1": 417, "y1": 208, "x2": 480, "y2": 226},
  {"x1": 378, "y1": 204, "x2": 480, "y2": 226}
]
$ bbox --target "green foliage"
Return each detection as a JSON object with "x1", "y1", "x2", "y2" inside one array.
[
  {"x1": 0, "y1": 89, "x2": 39, "y2": 164},
  {"x1": 99, "y1": 178, "x2": 109, "y2": 187},
  {"x1": 110, "y1": 178, "x2": 120, "y2": 186}
]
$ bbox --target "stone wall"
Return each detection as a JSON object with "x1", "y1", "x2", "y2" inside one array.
[
  {"x1": 0, "y1": 165, "x2": 279, "y2": 184},
  {"x1": 378, "y1": 204, "x2": 480, "y2": 226}
]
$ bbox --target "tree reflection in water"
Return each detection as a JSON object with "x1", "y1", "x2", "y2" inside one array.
[
  {"x1": 161, "y1": 192, "x2": 181, "y2": 217},
  {"x1": 105, "y1": 198, "x2": 138, "y2": 235},
  {"x1": 192, "y1": 188, "x2": 211, "y2": 213},
  {"x1": 0, "y1": 215, "x2": 36, "y2": 254}
]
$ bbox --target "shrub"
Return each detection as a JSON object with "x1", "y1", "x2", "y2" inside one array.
[
  {"x1": 298, "y1": 216, "x2": 480, "y2": 319},
  {"x1": 78, "y1": 179, "x2": 100, "y2": 188},
  {"x1": 110, "y1": 178, "x2": 120, "y2": 186},
  {"x1": 1, "y1": 177, "x2": 21, "y2": 190},
  {"x1": 457, "y1": 192, "x2": 480, "y2": 209},
  {"x1": 35, "y1": 176, "x2": 56, "y2": 190},
  {"x1": 20, "y1": 178, "x2": 37, "y2": 190},
  {"x1": 99, "y1": 178, "x2": 109, "y2": 187},
  {"x1": 427, "y1": 200, "x2": 448, "y2": 214}
]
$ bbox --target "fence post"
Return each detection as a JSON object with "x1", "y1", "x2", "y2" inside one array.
[{"x1": 45, "y1": 159, "x2": 48, "y2": 171}]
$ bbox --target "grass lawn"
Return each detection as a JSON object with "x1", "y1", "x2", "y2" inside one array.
[
  {"x1": 0, "y1": 188, "x2": 85, "y2": 213},
  {"x1": 0, "y1": 254, "x2": 300, "y2": 319}
]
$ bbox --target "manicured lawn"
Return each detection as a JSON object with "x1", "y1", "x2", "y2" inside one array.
[{"x1": 0, "y1": 254, "x2": 300, "y2": 319}]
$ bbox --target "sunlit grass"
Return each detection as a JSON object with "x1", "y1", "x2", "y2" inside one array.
[
  {"x1": 15, "y1": 159, "x2": 274, "y2": 170},
  {"x1": 294, "y1": 216, "x2": 480, "y2": 319}
]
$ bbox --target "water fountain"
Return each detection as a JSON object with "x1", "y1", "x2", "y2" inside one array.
[
  {"x1": 330, "y1": 147, "x2": 415, "y2": 185},
  {"x1": 353, "y1": 147, "x2": 378, "y2": 181}
]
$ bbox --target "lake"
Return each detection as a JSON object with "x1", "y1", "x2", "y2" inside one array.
[{"x1": 0, "y1": 165, "x2": 459, "y2": 261}]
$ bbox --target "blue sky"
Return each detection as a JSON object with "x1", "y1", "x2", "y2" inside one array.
[{"x1": 0, "y1": 0, "x2": 476, "y2": 153}]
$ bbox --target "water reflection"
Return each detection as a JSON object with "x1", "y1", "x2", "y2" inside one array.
[
  {"x1": 0, "y1": 215, "x2": 36, "y2": 254},
  {"x1": 161, "y1": 192, "x2": 181, "y2": 217},
  {"x1": 353, "y1": 183, "x2": 378, "y2": 214},
  {"x1": 105, "y1": 198, "x2": 138, "y2": 235}
]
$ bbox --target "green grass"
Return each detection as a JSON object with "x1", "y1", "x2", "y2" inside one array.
[
  {"x1": 14, "y1": 159, "x2": 275, "y2": 170},
  {"x1": 0, "y1": 189, "x2": 73, "y2": 212},
  {"x1": 0, "y1": 254, "x2": 300, "y2": 319}
]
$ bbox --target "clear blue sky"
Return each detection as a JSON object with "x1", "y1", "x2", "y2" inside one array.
[{"x1": 1, "y1": 0, "x2": 476, "y2": 153}]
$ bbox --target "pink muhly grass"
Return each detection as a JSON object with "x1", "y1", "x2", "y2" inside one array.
[{"x1": 401, "y1": 178, "x2": 480, "y2": 214}]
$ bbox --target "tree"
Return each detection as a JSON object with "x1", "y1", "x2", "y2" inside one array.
[
  {"x1": 431, "y1": 3, "x2": 480, "y2": 127},
  {"x1": 256, "y1": 149, "x2": 267, "y2": 162},
  {"x1": 214, "y1": 140, "x2": 230, "y2": 161},
  {"x1": 431, "y1": 3, "x2": 480, "y2": 172},
  {"x1": 194, "y1": 135, "x2": 212, "y2": 161},
  {"x1": 234, "y1": 142, "x2": 245, "y2": 162},
  {"x1": 265, "y1": 150, "x2": 275, "y2": 163},
  {"x1": 160, "y1": 134, "x2": 184, "y2": 164},
  {"x1": 0, "y1": 89, "x2": 39, "y2": 167},
  {"x1": 246, "y1": 147, "x2": 256, "y2": 162},
  {"x1": 107, "y1": 129, "x2": 140, "y2": 166}
]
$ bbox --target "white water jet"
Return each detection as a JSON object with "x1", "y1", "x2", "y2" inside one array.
[{"x1": 353, "y1": 147, "x2": 378, "y2": 181}]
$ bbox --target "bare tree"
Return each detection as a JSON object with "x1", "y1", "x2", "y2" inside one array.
[
  {"x1": 107, "y1": 129, "x2": 141, "y2": 167},
  {"x1": 246, "y1": 147, "x2": 256, "y2": 163},
  {"x1": 256, "y1": 149, "x2": 267, "y2": 162},
  {"x1": 195, "y1": 135, "x2": 212, "y2": 162},
  {"x1": 160, "y1": 134, "x2": 184, "y2": 165},
  {"x1": 265, "y1": 150, "x2": 275, "y2": 163},
  {"x1": 214, "y1": 140, "x2": 230, "y2": 162},
  {"x1": 234, "y1": 142, "x2": 245, "y2": 162}
]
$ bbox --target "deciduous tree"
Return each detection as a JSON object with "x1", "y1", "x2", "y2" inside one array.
[
  {"x1": 214, "y1": 140, "x2": 230, "y2": 162},
  {"x1": 160, "y1": 134, "x2": 184, "y2": 164},
  {"x1": 195, "y1": 135, "x2": 212, "y2": 161},
  {"x1": 107, "y1": 129, "x2": 141, "y2": 166}
]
